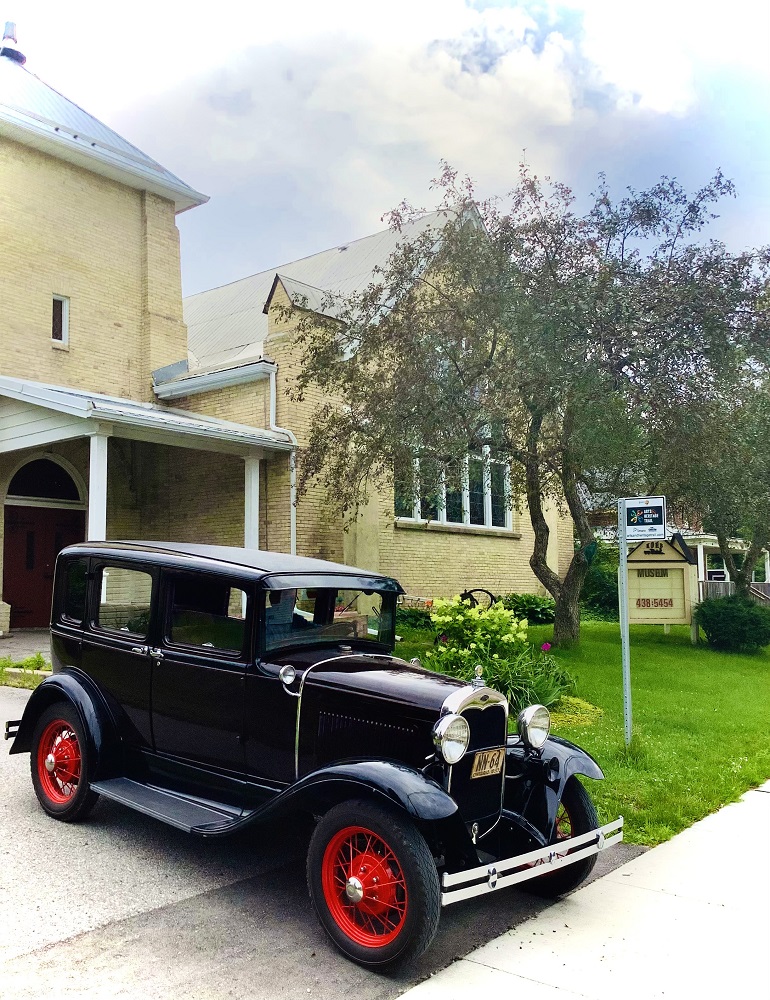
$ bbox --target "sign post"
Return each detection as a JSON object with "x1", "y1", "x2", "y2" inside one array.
[{"x1": 617, "y1": 496, "x2": 666, "y2": 746}]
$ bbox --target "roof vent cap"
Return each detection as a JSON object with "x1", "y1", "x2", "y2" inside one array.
[{"x1": 1, "y1": 22, "x2": 26, "y2": 64}]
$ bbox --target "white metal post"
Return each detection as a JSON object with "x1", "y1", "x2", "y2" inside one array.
[
  {"x1": 87, "y1": 433, "x2": 108, "y2": 541},
  {"x1": 617, "y1": 499, "x2": 633, "y2": 746}
]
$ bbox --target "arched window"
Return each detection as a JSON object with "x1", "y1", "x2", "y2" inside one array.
[{"x1": 7, "y1": 459, "x2": 81, "y2": 502}]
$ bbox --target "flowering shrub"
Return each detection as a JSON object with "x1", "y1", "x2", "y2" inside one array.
[
  {"x1": 429, "y1": 597, "x2": 528, "y2": 655},
  {"x1": 426, "y1": 597, "x2": 574, "y2": 712}
]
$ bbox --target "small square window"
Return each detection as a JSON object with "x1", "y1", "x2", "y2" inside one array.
[{"x1": 52, "y1": 295, "x2": 69, "y2": 347}]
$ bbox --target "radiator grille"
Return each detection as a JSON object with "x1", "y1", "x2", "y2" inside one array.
[
  {"x1": 464, "y1": 704, "x2": 507, "y2": 752},
  {"x1": 450, "y1": 703, "x2": 507, "y2": 824}
]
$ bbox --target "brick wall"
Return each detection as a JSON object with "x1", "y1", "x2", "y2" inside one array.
[{"x1": 0, "y1": 138, "x2": 187, "y2": 401}]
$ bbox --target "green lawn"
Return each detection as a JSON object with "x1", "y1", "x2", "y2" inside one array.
[
  {"x1": 0, "y1": 653, "x2": 49, "y2": 691},
  {"x1": 396, "y1": 622, "x2": 770, "y2": 846}
]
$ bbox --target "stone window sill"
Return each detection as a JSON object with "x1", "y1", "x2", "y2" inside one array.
[{"x1": 395, "y1": 518, "x2": 521, "y2": 540}]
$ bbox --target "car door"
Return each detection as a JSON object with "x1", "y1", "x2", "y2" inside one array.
[
  {"x1": 243, "y1": 587, "x2": 310, "y2": 787},
  {"x1": 80, "y1": 560, "x2": 156, "y2": 749},
  {"x1": 150, "y1": 569, "x2": 250, "y2": 776}
]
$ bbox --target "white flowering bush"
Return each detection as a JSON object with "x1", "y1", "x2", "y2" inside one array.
[
  {"x1": 429, "y1": 597, "x2": 528, "y2": 654},
  {"x1": 426, "y1": 596, "x2": 574, "y2": 712}
]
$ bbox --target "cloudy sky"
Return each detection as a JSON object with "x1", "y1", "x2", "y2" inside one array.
[{"x1": 8, "y1": 0, "x2": 770, "y2": 294}]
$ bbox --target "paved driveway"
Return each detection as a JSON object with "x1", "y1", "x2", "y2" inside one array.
[{"x1": 0, "y1": 687, "x2": 643, "y2": 999}]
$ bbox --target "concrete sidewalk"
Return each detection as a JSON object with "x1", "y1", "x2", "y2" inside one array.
[
  {"x1": 402, "y1": 781, "x2": 770, "y2": 1000},
  {"x1": 0, "y1": 629, "x2": 50, "y2": 662}
]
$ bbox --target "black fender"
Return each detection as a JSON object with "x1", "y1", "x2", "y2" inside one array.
[
  {"x1": 503, "y1": 734, "x2": 604, "y2": 845},
  {"x1": 7, "y1": 670, "x2": 119, "y2": 779},
  {"x1": 250, "y1": 759, "x2": 458, "y2": 824},
  {"x1": 225, "y1": 758, "x2": 476, "y2": 864}
]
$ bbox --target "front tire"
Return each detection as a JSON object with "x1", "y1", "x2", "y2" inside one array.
[
  {"x1": 525, "y1": 777, "x2": 599, "y2": 898},
  {"x1": 307, "y1": 799, "x2": 441, "y2": 968},
  {"x1": 30, "y1": 703, "x2": 99, "y2": 821}
]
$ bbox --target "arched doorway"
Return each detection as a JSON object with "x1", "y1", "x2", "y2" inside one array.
[{"x1": 3, "y1": 458, "x2": 86, "y2": 628}]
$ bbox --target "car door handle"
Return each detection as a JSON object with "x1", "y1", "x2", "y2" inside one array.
[
  {"x1": 131, "y1": 646, "x2": 148, "y2": 655},
  {"x1": 149, "y1": 648, "x2": 164, "y2": 661}
]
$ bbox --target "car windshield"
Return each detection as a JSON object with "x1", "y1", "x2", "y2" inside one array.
[{"x1": 263, "y1": 587, "x2": 395, "y2": 653}]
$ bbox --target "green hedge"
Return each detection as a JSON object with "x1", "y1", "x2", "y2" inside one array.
[
  {"x1": 498, "y1": 592, "x2": 556, "y2": 624},
  {"x1": 694, "y1": 596, "x2": 770, "y2": 652}
]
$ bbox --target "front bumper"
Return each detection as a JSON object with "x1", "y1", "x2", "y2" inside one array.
[
  {"x1": 441, "y1": 816, "x2": 623, "y2": 906},
  {"x1": 5, "y1": 720, "x2": 20, "y2": 741}
]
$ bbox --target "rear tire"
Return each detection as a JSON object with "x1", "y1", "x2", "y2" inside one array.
[
  {"x1": 30, "y1": 703, "x2": 99, "y2": 822},
  {"x1": 307, "y1": 799, "x2": 441, "y2": 968},
  {"x1": 525, "y1": 777, "x2": 598, "y2": 898}
]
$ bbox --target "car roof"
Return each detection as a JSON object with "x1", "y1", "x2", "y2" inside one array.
[{"x1": 59, "y1": 541, "x2": 404, "y2": 591}]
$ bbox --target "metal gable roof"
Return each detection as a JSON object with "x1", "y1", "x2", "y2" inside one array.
[
  {"x1": 0, "y1": 54, "x2": 207, "y2": 213},
  {"x1": 0, "y1": 377, "x2": 292, "y2": 451},
  {"x1": 183, "y1": 210, "x2": 448, "y2": 368}
]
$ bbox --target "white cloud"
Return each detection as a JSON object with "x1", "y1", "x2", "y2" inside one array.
[{"x1": 9, "y1": 0, "x2": 769, "y2": 292}]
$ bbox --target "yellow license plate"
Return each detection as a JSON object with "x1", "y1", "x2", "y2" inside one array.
[{"x1": 470, "y1": 747, "x2": 505, "y2": 779}]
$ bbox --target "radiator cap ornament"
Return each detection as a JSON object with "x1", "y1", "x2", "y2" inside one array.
[{"x1": 472, "y1": 664, "x2": 484, "y2": 689}]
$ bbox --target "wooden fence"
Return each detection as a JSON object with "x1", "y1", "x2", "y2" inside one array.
[{"x1": 699, "y1": 581, "x2": 770, "y2": 603}]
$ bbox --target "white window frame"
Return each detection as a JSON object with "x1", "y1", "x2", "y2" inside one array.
[
  {"x1": 52, "y1": 294, "x2": 69, "y2": 348},
  {"x1": 397, "y1": 454, "x2": 513, "y2": 531}
]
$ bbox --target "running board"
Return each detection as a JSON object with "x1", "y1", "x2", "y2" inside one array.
[
  {"x1": 89, "y1": 778, "x2": 254, "y2": 834},
  {"x1": 441, "y1": 817, "x2": 624, "y2": 905}
]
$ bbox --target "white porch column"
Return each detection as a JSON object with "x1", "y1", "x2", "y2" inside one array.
[
  {"x1": 697, "y1": 544, "x2": 705, "y2": 581},
  {"x1": 765, "y1": 550, "x2": 770, "y2": 583},
  {"x1": 88, "y1": 434, "x2": 109, "y2": 540},
  {"x1": 244, "y1": 457, "x2": 260, "y2": 550}
]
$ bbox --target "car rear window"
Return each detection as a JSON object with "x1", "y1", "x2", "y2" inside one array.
[{"x1": 61, "y1": 558, "x2": 88, "y2": 624}]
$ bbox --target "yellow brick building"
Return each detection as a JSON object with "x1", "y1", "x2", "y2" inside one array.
[
  {"x1": 0, "y1": 29, "x2": 291, "y2": 632},
  {"x1": 0, "y1": 27, "x2": 571, "y2": 632}
]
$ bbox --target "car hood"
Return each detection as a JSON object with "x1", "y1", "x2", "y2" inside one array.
[{"x1": 299, "y1": 652, "x2": 467, "y2": 713}]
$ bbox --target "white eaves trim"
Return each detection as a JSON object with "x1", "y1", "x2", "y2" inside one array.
[
  {"x1": 0, "y1": 377, "x2": 293, "y2": 453},
  {"x1": 153, "y1": 359, "x2": 275, "y2": 400},
  {"x1": 0, "y1": 114, "x2": 207, "y2": 214}
]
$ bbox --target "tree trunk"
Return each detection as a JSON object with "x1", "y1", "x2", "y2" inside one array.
[
  {"x1": 717, "y1": 529, "x2": 767, "y2": 598},
  {"x1": 552, "y1": 410, "x2": 598, "y2": 646},
  {"x1": 553, "y1": 586, "x2": 583, "y2": 647},
  {"x1": 521, "y1": 407, "x2": 595, "y2": 646},
  {"x1": 522, "y1": 411, "x2": 564, "y2": 603}
]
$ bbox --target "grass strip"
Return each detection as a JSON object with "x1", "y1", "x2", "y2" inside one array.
[{"x1": 0, "y1": 652, "x2": 51, "y2": 691}]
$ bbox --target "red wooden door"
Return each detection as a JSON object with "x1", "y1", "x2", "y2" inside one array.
[{"x1": 3, "y1": 507, "x2": 85, "y2": 628}]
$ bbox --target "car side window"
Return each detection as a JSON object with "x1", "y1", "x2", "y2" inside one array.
[
  {"x1": 60, "y1": 558, "x2": 88, "y2": 624},
  {"x1": 95, "y1": 566, "x2": 152, "y2": 636},
  {"x1": 167, "y1": 573, "x2": 248, "y2": 654}
]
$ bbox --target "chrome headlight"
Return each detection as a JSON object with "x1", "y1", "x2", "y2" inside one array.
[
  {"x1": 517, "y1": 704, "x2": 551, "y2": 750},
  {"x1": 433, "y1": 714, "x2": 470, "y2": 764}
]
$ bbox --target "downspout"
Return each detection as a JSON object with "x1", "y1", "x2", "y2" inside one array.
[{"x1": 267, "y1": 364, "x2": 298, "y2": 555}]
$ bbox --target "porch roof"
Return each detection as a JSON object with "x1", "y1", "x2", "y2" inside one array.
[{"x1": 0, "y1": 377, "x2": 293, "y2": 456}]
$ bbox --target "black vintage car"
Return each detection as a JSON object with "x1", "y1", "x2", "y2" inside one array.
[{"x1": 6, "y1": 542, "x2": 622, "y2": 967}]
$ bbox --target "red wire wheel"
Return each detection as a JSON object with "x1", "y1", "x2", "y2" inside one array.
[
  {"x1": 321, "y1": 825, "x2": 408, "y2": 946},
  {"x1": 36, "y1": 718, "x2": 82, "y2": 804},
  {"x1": 30, "y1": 703, "x2": 99, "y2": 821},
  {"x1": 307, "y1": 799, "x2": 440, "y2": 967}
]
